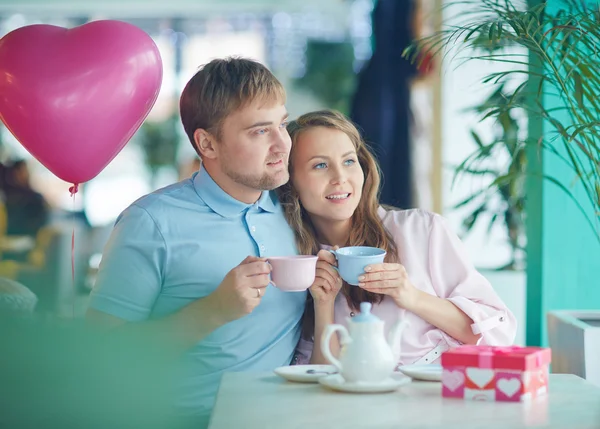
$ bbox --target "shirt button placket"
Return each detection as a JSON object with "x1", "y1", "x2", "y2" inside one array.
[
  {"x1": 247, "y1": 209, "x2": 266, "y2": 257},
  {"x1": 245, "y1": 211, "x2": 258, "y2": 256},
  {"x1": 255, "y1": 203, "x2": 267, "y2": 256}
]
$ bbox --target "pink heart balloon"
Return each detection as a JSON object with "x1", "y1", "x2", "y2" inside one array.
[{"x1": 0, "y1": 20, "x2": 163, "y2": 185}]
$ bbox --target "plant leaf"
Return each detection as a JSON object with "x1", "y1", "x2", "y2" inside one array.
[{"x1": 573, "y1": 71, "x2": 584, "y2": 109}]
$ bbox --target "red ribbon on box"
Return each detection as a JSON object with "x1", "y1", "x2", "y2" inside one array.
[
  {"x1": 467, "y1": 346, "x2": 524, "y2": 368},
  {"x1": 442, "y1": 345, "x2": 551, "y2": 371}
]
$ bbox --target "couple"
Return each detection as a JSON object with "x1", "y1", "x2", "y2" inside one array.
[{"x1": 86, "y1": 57, "x2": 516, "y2": 424}]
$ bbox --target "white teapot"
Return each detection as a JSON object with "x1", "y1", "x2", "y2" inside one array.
[{"x1": 321, "y1": 302, "x2": 409, "y2": 383}]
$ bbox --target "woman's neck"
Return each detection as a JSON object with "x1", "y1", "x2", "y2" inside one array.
[{"x1": 311, "y1": 216, "x2": 352, "y2": 248}]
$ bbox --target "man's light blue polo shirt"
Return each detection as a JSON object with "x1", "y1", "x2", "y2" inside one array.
[{"x1": 88, "y1": 167, "x2": 306, "y2": 420}]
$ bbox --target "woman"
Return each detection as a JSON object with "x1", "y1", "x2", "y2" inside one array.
[{"x1": 278, "y1": 110, "x2": 516, "y2": 367}]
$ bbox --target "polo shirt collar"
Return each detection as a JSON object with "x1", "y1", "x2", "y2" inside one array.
[{"x1": 193, "y1": 167, "x2": 276, "y2": 218}]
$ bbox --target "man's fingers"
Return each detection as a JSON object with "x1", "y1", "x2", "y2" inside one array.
[
  {"x1": 247, "y1": 274, "x2": 272, "y2": 289},
  {"x1": 240, "y1": 255, "x2": 267, "y2": 265},
  {"x1": 238, "y1": 261, "x2": 272, "y2": 277}
]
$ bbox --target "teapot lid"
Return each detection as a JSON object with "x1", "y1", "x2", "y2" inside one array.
[{"x1": 352, "y1": 302, "x2": 380, "y2": 323}]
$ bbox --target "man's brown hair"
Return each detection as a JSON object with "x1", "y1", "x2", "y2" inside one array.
[{"x1": 179, "y1": 57, "x2": 286, "y2": 156}]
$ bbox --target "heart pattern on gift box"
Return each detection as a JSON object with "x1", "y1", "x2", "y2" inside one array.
[
  {"x1": 466, "y1": 368, "x2": 495, "y2": 389},
  {"x1": 497, "y1": 378, "x2": 521, "y2": 398},
  {"x1": 443, "y1": 370, "x2": 465, "y2": 391},
  {"x1": 464, "y1": 389, "x2": 495, "y2": 401}
]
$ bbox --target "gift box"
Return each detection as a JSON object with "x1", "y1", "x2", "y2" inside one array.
[{"x1": 441, "y1": 345, "x2": 551, "y2": 402}]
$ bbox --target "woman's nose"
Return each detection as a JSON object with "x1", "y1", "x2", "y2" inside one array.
[{"x1": 330, "y1": 168, "x2": 347, "y2": 184}]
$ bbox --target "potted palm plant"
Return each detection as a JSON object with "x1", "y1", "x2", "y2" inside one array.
[
  {"x1": 452, "y1": 83, "x2": 527, "y2": 271},
  {"x1": 403, "y1": 0, "x2": 600, "y2": 239},
  {"x1": 404, "y1": 0, "x2": 600, "y2": 365}
]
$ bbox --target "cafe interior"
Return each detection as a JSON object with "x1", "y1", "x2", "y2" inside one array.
[{"x1": 0, "y1": 0, "x2": 599, "y2": 428}]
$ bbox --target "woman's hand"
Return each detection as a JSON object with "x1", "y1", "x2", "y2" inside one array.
[
  {"x1": 309, "y1": 248, "x2": 343, "y2": 364},
  {"x1": 357, "y1": 263, "x2": 421, "y2": 310},
  {"x1": 309, "y1": 248, "x2": 343, "y2": 307}
]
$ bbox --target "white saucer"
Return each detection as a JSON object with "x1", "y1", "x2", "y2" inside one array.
[
  {"x1": 318, "y1": 373, "x2": 411, "y2": 393},
  {"x1": 397, "y1": 364, "x2": 442, "y2": 381},
  {"x1": 274, "y1": 365, "x2": 338, "y2": 383}
]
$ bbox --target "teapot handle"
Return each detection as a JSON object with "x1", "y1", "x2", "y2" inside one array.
[{"x1": 321, "y1": 324, "x2": 351, "y2": 371}]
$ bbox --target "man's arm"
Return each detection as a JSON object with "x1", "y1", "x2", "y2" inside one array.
[
  {"x1": 85, "y1": 204, "x2": 211, "y2": 355},
  {"x1": 85, "y1": 296, "x2": 225, "y2": 356},
  {"x1": 86, "y1": 250, "x2": 273, "y2": 356}
]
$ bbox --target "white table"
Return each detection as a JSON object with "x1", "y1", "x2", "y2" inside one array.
[{"x1": 208, "y1": 372, "x2": 600, "y2": 429}]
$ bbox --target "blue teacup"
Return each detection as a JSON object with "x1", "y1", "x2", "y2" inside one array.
[{"x1": 329, "y1": 246, "x2": 387, "y2": 286}]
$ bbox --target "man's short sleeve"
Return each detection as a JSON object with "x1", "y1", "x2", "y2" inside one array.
[{"x1": 88, "y1": 204, "x2": 167, "y2": 322}]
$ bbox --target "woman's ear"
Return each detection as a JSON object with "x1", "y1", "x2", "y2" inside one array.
[{"x1": 194, "y1": 129, "x2": 217, "y2": 160}]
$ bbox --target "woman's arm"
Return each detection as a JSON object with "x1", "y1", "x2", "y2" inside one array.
[
  {"x1": 310, "y1": 302, "x2": 340, "y2": 364},
  {"x1": 407, "y1": 290, "x2": 481, "y2": 344},
  {"x1": 307, "y1": 249, "x2": 344, "y2": 364},
  {"x1": 360, "y1": 209, "x2": 516, "y2": 346},
  {"x1": 358, "y1": 262, "x2": 481, "y2": 345},
  {"x1": 427, "y1": 213, "x2": 517, "y2": 345}
]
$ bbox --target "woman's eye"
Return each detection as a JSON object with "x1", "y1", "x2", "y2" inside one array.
[
  {"x1": 313, "y1": 162, "x2": 327, "y2": 169},
  {"x1": 344, "y1": 159, "x2": 356, "y2": 166}
]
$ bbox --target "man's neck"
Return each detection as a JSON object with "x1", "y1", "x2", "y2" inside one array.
[{"x1": 203, "y1": 163, "x2": 261, "y2": 204}]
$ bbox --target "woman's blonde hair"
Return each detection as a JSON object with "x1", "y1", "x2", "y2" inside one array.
[{"x1": 277, "y1": 110, "x2": 398, "y2": 331}]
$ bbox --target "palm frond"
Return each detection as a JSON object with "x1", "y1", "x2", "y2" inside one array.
[{"x1": 403, "y1": 0, "x2": 600, "y2": 246}]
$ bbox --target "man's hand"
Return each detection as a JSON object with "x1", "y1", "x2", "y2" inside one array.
[{"x1": 206, "y1": 256, "x2": 272, "y2": 324}]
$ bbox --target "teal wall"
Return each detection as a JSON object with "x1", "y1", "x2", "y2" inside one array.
[{"x1": 526, "y1": 0, "x2": 600, "y2": 346}]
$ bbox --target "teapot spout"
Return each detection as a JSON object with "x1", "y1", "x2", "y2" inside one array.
[{"x1": 387, "y1": 319, "x2": 410, "y2": 363}]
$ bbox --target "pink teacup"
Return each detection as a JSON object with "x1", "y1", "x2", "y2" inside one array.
[{"x1": 267, "y1": 255, "x2": 318, "y2": 292}]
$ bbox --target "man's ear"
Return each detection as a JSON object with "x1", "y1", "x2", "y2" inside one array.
[{"x1": 194, "y1": 129, "x2": 218, "y2": 160}]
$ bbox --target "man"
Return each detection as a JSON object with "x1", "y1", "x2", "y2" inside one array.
[{"x1": 86, "y1": 57, "x2": 305, "y2": 426}]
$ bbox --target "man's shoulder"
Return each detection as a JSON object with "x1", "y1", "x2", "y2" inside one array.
[{"x1": 117, "y1": 179, "x2": 208, "y2": 223}]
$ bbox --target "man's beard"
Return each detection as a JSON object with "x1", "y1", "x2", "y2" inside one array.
[{"x1": 221, "y1": 160, "x2": 289, "y2": 191}]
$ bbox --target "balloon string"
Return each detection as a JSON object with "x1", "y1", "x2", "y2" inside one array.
[{"x1": 70, "y1": 184, "x2": 78, "y2": 319}]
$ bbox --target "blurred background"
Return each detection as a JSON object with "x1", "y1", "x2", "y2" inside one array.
[
  {"x1": 0, "y1": 1, "x2": 598, "y2": 421},
  {"x1": 0, "y1": 0, "x2": 520, "y2": 314}
]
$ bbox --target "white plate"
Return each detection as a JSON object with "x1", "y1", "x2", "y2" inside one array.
[
  {"x1": 318, "y1": 373, "x2": 411, "y2": 393},
  {"x1": 397, "y1": 364, "x2": 443, "y2": 381},
  {"x1": 274, "y1": 365, "x2": 338, "y2": 383}
]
